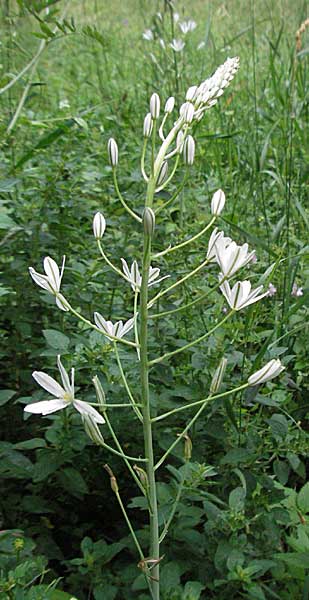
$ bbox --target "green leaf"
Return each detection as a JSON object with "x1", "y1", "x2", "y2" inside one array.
[
  {"x1": 273, "y1": 459, "x2": 290, "y2": 485},
  {"x1": 0, "y1": 389, "x2": 15, "y2": 406},
  {"x1": 43, "y1": 329, "x2": 70, "y2": 351},
  {"x1": 182, "y1": 581, "x2": 205, "y2": 600},
  {"x1": 297, "y1": 483, "x2": 309, "y2": 514},
  {"x1": 57, "y1": 467, "x2": 89, "y2": 497},
  {"x1": 229, "y1": 487, "x2": 246, "y2": 512},
  {"x1": 14, "y1": 438, "x2": 47, "y2": 450},
  {"x1": 268, "y1": 414, "x2": 288, "y2": 440}
]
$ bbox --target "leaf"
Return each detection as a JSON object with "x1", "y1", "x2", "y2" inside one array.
[
  {"x1": 57, "y1": 467, "x2": 89, "y2": 497},
  {"x1": 268, "y1": 414, "x2": 288, "y2": 440},
  {"x1": 0, "y1": 389, "x2": 15, "y2": 406},
  {"x1": 43, "y1": 329, "x2": 70, "y2": 351},
  {"x1": 183, "y1": 581, "x2": 205, "y2": 600},
  {"x1": 273, "y1": 459, "x2": 290, "y2": 485},
  {"x1": 0, "y1": 178, "x2": 20, "y2": 192},
  {"x1": 229, "y1": 487, "x2": 246, "y2": 512},
  {"x1": 14, "y1": 438, "x2": 47, "y2": 450},
  {"x1": 297, "y1": 483, "x2": 309, "y2": 514},
  {"x1": 160, "y1": 561, "x2": 181, "y2": 592}
]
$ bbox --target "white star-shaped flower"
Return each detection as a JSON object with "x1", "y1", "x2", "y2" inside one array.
[
  {"x1": 29, "y1": 256, "x2": 68, "y2": 311},
  {"x1": 94, "y1": 312, "x2": 135, "y2": 340}
]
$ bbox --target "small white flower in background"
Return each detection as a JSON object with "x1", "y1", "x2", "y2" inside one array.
[
  {"x1": 24, "y1": 356, "x2": 105, "y2": 424},
  {"x1": 179, "y1": 19, "x2": 197, "y2": 34},
  {"x1": 291, "y1": 282, "x2": 303, "y2": 297},
  {"x1": 173, "y1": 12, "x2": 180, "y2": 23},
  {"x1": 215, "y1": 239, "x2": 256, "y2": 278},
  {"x1": 211, "y1": 189, "x2": 225, "y2": 216},
  {"x1": 267, "y1": 282, "x2": 277, "y2": 297},
  {"x1": 164, "y1": 96, "x2": 175, "y2": 114},
  {"x1": 207, "y1": 228, "x2": 231, "y2": 262},
  {"x1": 248, "y1": 359, "x2": 285, "y2": 386},
  {"x1": 197, "y1": 41, "x2": 206, "y2": 50},
  {"x1": 59, "y1": 98, "x2": 70, "y2": 110},
  {"x1": 250, "y1": 252, "x2": 258, "y2": 264},
  {"x1": 121, "y1": 258, "x2": 169, "y2": 292},
  {"x1": 29, "y1": 256, "x2": 69, "y2": 312},
  {"x1": 150, "y1": 92, "x2": 160, "y2": 119},
  {"x1": 93, "y1": 212, "x2": 106, "y2": 239},
  {"x1": 142, "y1": 29, "x2": 153, "y2": 41},
  {"x1": 94, "y1": 312, "x2": 135, "y2": 340},
  {"x1": 170, "y1": 39, "x2": 185, "y2": 52},
  {"x1": 159, "y1": 38, "x2": 166, "y2": 50},
  {"x1": 219, "y1": 277, "x2": 268, "y2": 310}
]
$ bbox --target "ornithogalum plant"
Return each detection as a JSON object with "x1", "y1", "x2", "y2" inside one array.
[{"x1": 26, "y1": 57, "x2": 285, "y2": 599}]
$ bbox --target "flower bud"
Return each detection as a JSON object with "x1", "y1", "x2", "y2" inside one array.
[
  {"x1": 183, "y1": 135, "x2": 195, "y2": 165},
  {"x1": 92, "y1": 376, "x2": 107, "y2": 413},
  {"x1": 211, "y1": 189, "x2": 225, "y2": 216},
  {"x1": 164, "y1": 96, "x2": 175, "y2": 114},
  {"x1": 150, "y1": 92, "x2": 160, "y2": 119},
  {"x1": 83, "y1": 415, "x2": 105, "y2": 446},
  {"x1": 93, "y1": 212, "x2": 106, "y2": 239},
  {"x1": 176, "y1": 130, "x2": 185, "y2": 153},
  {"x1": 157, "y1": 160, "x2": 168, "y2": 186},
  {"x1": 210, "y1": 357, "x2": 228, "y2": 394},
  {"x1": 134, "y1": 465, "x2": 149, "y2": 489},
  {"x1": 248, "y1": 359, "x2": 285, "y2": 386},
  {"x1": 104, "y1": 464, "x2": 118, "y2": 494},
  {"x1": 143, "y1": 207, "x2": 155, "y2": 236},
  {"x1": 143, "y1": 112, "x2": 153, "y2": 138},
  {"x1": 107, "y1": 138, "x2": 118, "y2": 168},
  {"x1": 184, "y1": 433, "x2": 192, "y2": 461},
  {"x1": 180, "y1": 101, "x2": 195, "y2": 124},
  {"x1": 186, "y1": 85, "x2": 197, "y2": 102}
]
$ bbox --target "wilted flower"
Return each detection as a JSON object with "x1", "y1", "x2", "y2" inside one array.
[
  {"x1": 94, "y1": 313, "x2": 135, "y2": 340},
  {"x1": 150, "y1": 92, "x2": 160, "y2": 119},
  {"x1": 248, "y1": 359, "x2": 285, "y2": 386},
  {"x1": 219, "y1": 277, "x2": 268, "y2": 310},
  {"x1": 93, "y1": 212, "x2": 106, "y2": 239},
  {"x1": 108, "y1": 138, "x2": 118, "y2": 168},
  {"x1": 121, "y1": 258, "x2": 168, "y2": 292},
  {"x1": 29, "y1": 256, "x2": 68, "y2": 311},
  {"x1": 142, "y1": 29, "x2": 153, "y2": 41},
  {"x1": 211, "y1": 189, "x2": 225, "y2": 216},
  {"x1": 267, "y1": 283, "x2": 277, "y2": 297},
  {"x1": 215, "y1": 239, "x2": 256, "y2": 278},
  {"x1": 24, "y1": 356, "x2": 105, "y2": 424},
  {"x1": 183, "y1": 135, "x2": 195, "y2": 165},
  {"x1": 291, "y1": 282, "x2": 303, "y2": 297},
  {"x1": 179, "y1": 19, "x2": 197, "y2": 34},
  {"x1": 170, "y1": 39, "x2": 185, "y2": 52},
  {"x1": 210, "y1": 357, "x2": 228, "y2": 394},
  {"x1": 206, "y1": 228, "x2": 231, "y2": 262}
]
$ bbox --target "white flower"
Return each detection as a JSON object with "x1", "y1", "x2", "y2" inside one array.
[
  {"x1": 267, "y1": 283, "x2": 277, "y2": 297},
  {"x1": 207, "y1": 228, "x2": 231, "y2": 262},
  {"x1": 197, "y1": 41, "x2": 205, "y2": 50},
  {"x1": 24, "y1": 356, "x2": 105, "y2": 424},
  {"x1": 180, "y1": 101, "x2": 195, "y2": 123},
  {"x1": 93, "y1": 212, "x2": 106, "y2": 239},
  {"x1": 179, "y1": 19, "x2": 197, "y2": 34},
  {"x1": 121, "y1": 258, "x2": 169, "y2": 292},
  {"x1": 94, "y1": 312, "x2": 135, "y2": 340},
  {"x1": 59, "y1": 98, "x2": 70, "y2": 110},
  {"x1": 29, "y1": 256, "x2": 69, "y2": 311},
  {"x1": 150, "y1": 92, "x2": 160, "y2": 119},
  {"x1": 194, "y1": 56, "x2": 240, "y2": 111},
  {"x1": 248, "y1": 359, "x2": 285, "y2": 386},
  {"x1": 183, "y1": 135, "x2": 195, "y2": 165},
  {"x1": 292, "y1": 282, "x2": 303, "y2": 297},
  {"x1": 170, "y1": 39, "x2": 185, "y2": 52},
  {"x1": 173, "y1": 12, "x2": 180, "y2": 23},
  {"x1": 159, "y1": 38, "x2": 165, "y2": 49},
  {"x1": 215, "y1": 239, "x2": 256, "y2": 278},
  {"x1": 142, "y1": 29, "x2": 153, "y2": 41},
  {"x1": 107, "y1": 138, "x2": 118, "y2": 168},
  {"x1": 211, "y1": 189, "x2": 225, "y2": 216},
  {"x1": 219, "y1": 277, "x2": 268, "y2": 310}
]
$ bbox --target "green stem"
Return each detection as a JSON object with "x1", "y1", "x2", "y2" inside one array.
[
  {"x1": 115, "y1": 490, "x2": 144, "y2": 558},
  {"x1": 114, "y1": 343, "x2": 143, "y2": 422},
  {"x1": 149, "y1": 311, "x2": 234, "y2": 367},
  {"x1": 97, "y1": 240, "x2": 129, "y2": 282},
  {"x1": 148, "y1": 258, "x2": 210, "y2": 308},
  {"x1": 155, "y1": 174, "x2": 188, "y2": 215},
  {"x1": 155, "y1": 154, "x2": 180, "y2": 192},
  {"x1": 101, "y1": 441, "x2": 147, "y2": 462},
  {"x1": 113, "y1": 170, "x2": 142, "y2": 223},
  {"x1": 149, "y1": 281, "x2": 220, "y2": 320},
  {"x1": 154, "y1": 216, "x2": 216, "y2": 259},
  {"x1": 159, "y1": 461, "x2": 188, "y2": 543},
  {"x1": 134, "y1": 289, "x2": 140, "y2": 360}
]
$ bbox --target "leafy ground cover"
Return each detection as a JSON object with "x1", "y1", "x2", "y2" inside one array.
[{"x1": 0, "y1": 1, "x2": 308, "y2": 599}]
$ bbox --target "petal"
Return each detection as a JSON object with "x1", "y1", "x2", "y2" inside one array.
[
  {"x1": 119, "y1": 317, "x2": 135, "y2": 337},
  {"x1": 121, "y1": 258, "x2": 131, "y2": 279},
  {"x1": 57, "y1": 356, "x2": 72, "y2": 396},
  {"x1": 55, "y1": 293, "x2": 69, "y2": 311},
  {"x1": 94, "y1": 312, "x2": 108, "y2": 332},
  {"x1": 29, "y1": 268, "x2": 53, "y2": 292},
  {"x1": 43, "y1": 257, "x2": 61, "y2": 291},
  {"x1": 24, "y1": 399, "x2": 67, "y2": 415},
  {"x1": 32, "y1": 371, "x2": 65, "y2": 397},
  {"x1": 73, "y1": 399, "x2": 105, "y2": 424},
  {"x1": 239, "y1": 291, "x2": 268, "y2": 309},
  {"x1": 148, "y1": 275, "x2": 170, "y2": 287}
]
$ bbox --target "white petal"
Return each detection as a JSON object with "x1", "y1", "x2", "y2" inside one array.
[
  {"x1": 239, "y1": 290, "x2": 268, "y2": 309},
  {"x1": 121, "y1": 258, "x2": 131, "y2": 279},
  {"x1": 44, "y1": 257, "x2": 61, "y2": 291},
  {"x1": 73, "y1": 399, "x2": 105, "y2": 424},
  {"x1": 119, "y1": 317, "x2": 135, "y2": 337},
  {"x1": 24, "y1": 399, "x2": 67, "y2": 415},
  {"x1": 29, "y1": 268, "x2": 53, "y2": 292},
  {"x1": 32, "y1": 371, "x2": 65, "y2": 397},
  {"x1": 57, "y1": 356, "x2": 72, "y2": 396},
  {"x1": 55, "y1": 294, "x2": 69, "y2": 311}
]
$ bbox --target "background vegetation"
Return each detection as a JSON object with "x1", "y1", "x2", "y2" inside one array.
[{"x1": 0, "y1": 0, "x2": 308, "y2": 598}]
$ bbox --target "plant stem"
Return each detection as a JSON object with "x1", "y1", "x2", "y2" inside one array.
[
  {"x1": 114, "y1": 343, "x2": 143, "y2": 421},
  {"x1": 113, "y1": 170, "x2": 142, "y2": 223}
]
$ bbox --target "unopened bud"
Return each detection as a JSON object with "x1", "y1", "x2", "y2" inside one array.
[
  {"x1": 183, "y1": 135, "x2": 195, "y2": 166},
  {"x1": 186, "y1": 85, "x2": 198, "y2": 102},
  {"x1": 210, "y1": 357, "x2": 228, "y2": 394},
  {"x1": 176, "y1": 130, "x2": 185, "y2": 153},
  {"x1": 93, "y1": 212, "x2": 106, "y2": 239},
  {"x1": 150, "y1": 92, "x2": 160, "y2": 119},
  {"x1": 164, "y1": 96, "x2": 175, "y2": 114},
  {"x1": 92, "y1": 376, "x2": 107, "y2": 413},
  {"x1": 157, "y1": 160, "x2": 168, "y2": 186},
  {"x1": 143, "y1": 207, "x2": 155, "y2": 236},
  {"x1": 180, "y1": 101, "x2": 195, "y2": 124},
  {"x1": 108, "y1": 138, "x2": 118, "y2": 168},
  {"x1": 177, "y1": 433, "x2": 192, "y2": 460},
  {"x1": 211, "y1": 189, "x2": 225, "y2": 216},
  {"x1": 134, "y1": 465, "x2": 149, "y2": 489},
  {"x1": 104, "y1": 464, "x2": 118, "y2": 493},
  {"x1": 143, "y1": 112, "x2": 153, "y2": 138},
  {"x1": 83, "y1": 415, "x2": 105, "y2": 446}
]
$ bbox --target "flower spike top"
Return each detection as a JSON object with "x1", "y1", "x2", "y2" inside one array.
[
  {"x1": 248, "y1": 359, "x2": 285, "y2": 386},
  {"x1": 29, "y1": 256, "x2": 68, "y2": 311},
  {"x1": 94, "y1": 313, "x2": 135, "y2": 340},
  {"x1": 25, "y1": 356, "x2": 105, "y2": 424},
  {"x1": 219, "y1": 277, "x2": 268, "y2": 310},
  {"x1": 121, "y1": 258, "x2": 169, "y2": 292}
]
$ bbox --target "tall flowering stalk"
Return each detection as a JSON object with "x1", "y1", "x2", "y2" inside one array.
[{"x1": 26, "y1": 57, "x2": 285, "y2": 599}]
